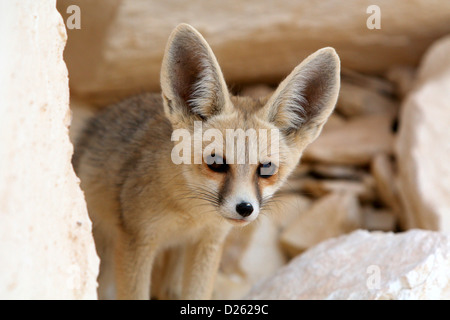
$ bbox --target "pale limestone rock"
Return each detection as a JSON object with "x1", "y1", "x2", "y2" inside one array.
[
  {"x1": 57, "y1": 0, "x2": 450, "y2": 105},
  {"x1": 247, "y1": 229, "x2": 450, "y2": 300},
  {"x1": 341, "y1": 68, "x2": 394, "y2": 97},
  {"x1": 303, "y1": 114, "x2": 394, "y2": 165},
  {"x1": 0, "y1": 1, "x2": 99, "y2": 299},
  {"x1": 308, "y1": 164, "x2": 366, "y2": 181},
  {"x1": 297, "y1": 177, "x2": 376, "y2": 203},
  {"x1": 362, "y1": 207, "x2": 397, "y2": 232},
  {"x1": 386, "y1": 66, "x2": 416, "y2": 98},
  {"x1": 239, "y1": 85, "x2": 274, "y2": 99},
  {"x1": 280, "y1": 192, "x2": 361, "y2": 257},
  {"x1": 337, "y1": 81, "x2": 398, "y2": 118},
  {"x1": 395, "y1": 35, "x2": 450, "y2": 231},
  {"x1": 371, "y1": 153, "x2": 402, "y2": 221},
  {"x1": 322, "y1": 113, "x2": 347, "y2": 130}
]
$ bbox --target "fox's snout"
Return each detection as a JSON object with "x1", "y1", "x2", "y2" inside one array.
[
  {"x1": 215, "y1": 175, "x2": 262, "y2": 225},
  {"x1": 221, "y1": 197, "x2": 259, "y2": 225}
]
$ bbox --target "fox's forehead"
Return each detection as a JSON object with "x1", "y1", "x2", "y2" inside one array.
[
  {"x1": 203, "y1": 95, "x2": 272, "y2": 131},
  {"x1": 198, "y1": 97, "x2": 286, "y2": 165}
]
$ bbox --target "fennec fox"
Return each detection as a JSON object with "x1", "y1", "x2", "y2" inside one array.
[{"x1": 73, "y1": 23, "x2": 340, "y2": 300}]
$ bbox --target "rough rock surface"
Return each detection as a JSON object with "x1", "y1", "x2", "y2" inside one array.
[
  {"x1": 395, "y1": 35, "x2": 450, "y2": 231},
  {"x1": 246, "y1": 229, "x2": 450, "y2": 300},
  {"x1": 57, "y1": 0, "x2": 450, "y2": 105},
  {"x1": 0, "y1": 1, "x2": 99, "y2": 299}
]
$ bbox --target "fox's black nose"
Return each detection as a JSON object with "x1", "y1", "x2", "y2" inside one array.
[{"x1": 236, "y1": 202, "x2": 254, "y2": 217}]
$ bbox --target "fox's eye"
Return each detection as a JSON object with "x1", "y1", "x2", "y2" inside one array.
[
  {"x1": 206, "y1": 154, "x2": 229, "y2": 173},
  {"x1": 258, "y1": 162, "x2": 277, "y2": 178}
]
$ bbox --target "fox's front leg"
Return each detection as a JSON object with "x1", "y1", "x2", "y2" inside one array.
[
  {"x1": 182, "y1": 231, "x2": 228, "y2": 299},
  {"x1": 115, "y1": 229, "x2": 157, "y2": 300}
]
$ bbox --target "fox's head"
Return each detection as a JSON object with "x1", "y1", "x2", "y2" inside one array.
[{"x1": 161, "y1": 24, "x2": 340, "y2": 226}]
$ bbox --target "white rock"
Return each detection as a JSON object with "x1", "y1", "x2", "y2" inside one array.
[
  {"x1": 247, "y1": 229, "x2": 450, "y2": 300},
  {"x1": 280, "y1": 192, "x2": 361, "y2": 257},
  {"x1": 395, "y1": 35, "x2": 450, "y2": 231},
  {"x1": 0, "y1": 1, "x2": 99, "y2": 299},
  {"x1": 57, "y1": 0, "x2": 450, "y2": 105}
]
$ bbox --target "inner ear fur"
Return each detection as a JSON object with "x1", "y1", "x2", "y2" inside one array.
[
  {"x1": 160, "y1": 24, "x2": 230, "y2": 123},
  {"x1": 262, "y1": 47, "x2": 341, "y2": 140}
]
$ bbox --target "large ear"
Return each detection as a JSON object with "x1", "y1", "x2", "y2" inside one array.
[
  {"x1": 260, "y1": 47, "x2": 340, "y2": 145},
  {"x1": 160, "y1": 23, "x2": 231, "y2": 125}
]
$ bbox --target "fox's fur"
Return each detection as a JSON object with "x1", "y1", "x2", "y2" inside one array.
[{"x1": 73, "y1": 24, "x2": 340, "y2": 300}]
